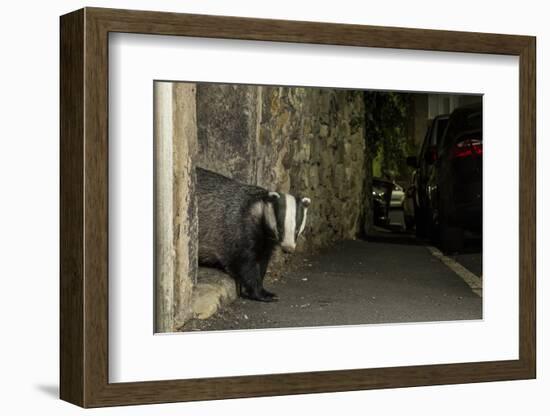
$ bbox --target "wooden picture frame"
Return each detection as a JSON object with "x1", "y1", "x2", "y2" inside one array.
[{"x1": 60, "y1": 7, "x2": 536, "y2": 408}]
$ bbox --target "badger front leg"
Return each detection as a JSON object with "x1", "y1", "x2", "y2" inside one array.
[
  {"x1": 231, "y1": 261, "x2": 276, "y2": 302},
  {"x1": 259, "y1": 255, "x2": 278, "y2": 301}
]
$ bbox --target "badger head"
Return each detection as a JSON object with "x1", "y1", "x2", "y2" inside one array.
[{"x1": 264, "y1": 191, "x2": 311, "y2": 253}]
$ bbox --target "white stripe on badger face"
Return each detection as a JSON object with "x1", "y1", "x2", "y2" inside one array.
[
  {"x1": 250, "y1": 201, "x2": 263, "y2": 221},
  {"x1": 298, "y1": 207, "x2": 308, "y2": 236},
  {"x1": 263, "y1": 201, "x2": 278, "y2": 239},
  {"x1": 281, "y1": 194, "x2": 296, "y2": 252}
]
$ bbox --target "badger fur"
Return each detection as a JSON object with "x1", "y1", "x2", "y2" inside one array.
[{"x1": 196, "y1": 167, "x2": 311, "y2": 302}]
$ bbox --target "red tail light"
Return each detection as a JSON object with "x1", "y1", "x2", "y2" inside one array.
[{"x1": 451, "y1": 138, "x2": 482, "y2": 159}]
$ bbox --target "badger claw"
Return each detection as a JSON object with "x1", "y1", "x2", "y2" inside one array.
[
  {"x1": 259, "y1": 294, "x2": 278, "y2": 302},
  {"x1": 242, "y1": 289, "x2": 278, "y2": 302},
  {"x1": 261, "y1": 289, "x2": 279, "y2": 302}
]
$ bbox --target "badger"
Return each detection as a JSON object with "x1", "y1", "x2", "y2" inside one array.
[{"x1": 196, "y1": 167, "x2": 311, "y2": 302}]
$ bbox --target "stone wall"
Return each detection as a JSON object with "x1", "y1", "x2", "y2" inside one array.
[
  {"x1": 196, "y1": 83, "x2": 370, "y2": 275},
  {"x1": 196, "y1": 84, "x2": 260, "y2": 184},
  {"x1": 256, "y1": 87, "x2": 367, "y2": 249}
]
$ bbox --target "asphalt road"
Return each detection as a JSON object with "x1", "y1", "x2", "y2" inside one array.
[
  {"x1": 387, "y1": 207, "x2": 482, "y2": 276},
  {"x1": 183, "y1": 239, "x2": 482, "y2": 332}
]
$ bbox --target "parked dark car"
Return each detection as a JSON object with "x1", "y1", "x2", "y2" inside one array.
[
  {"x1": 403, "y1": 171, "x2": 417, "y2": 231},
  {"x1": 372, "y1": 178, "x2": 393, "y2": 227},
  {"x1": 406, "y1": 114, "x2": 450, "y2": 238},
  {"x1": 408, "y1": 104, "x2": 482, "y2": 252}
]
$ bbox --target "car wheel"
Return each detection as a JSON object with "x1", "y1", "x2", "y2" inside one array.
[
  {"x1": 415, "y1": 207, "x2": 429, "y2": 239},
  {"x1": 438, "y1": 204, "x2": 464, "y2": 254},
  {"x1": 439, "y1": 222, "x2": 464, "y2": 254},
  {"x1": 405, "y1": 215, "x2": 414, "y2": 231}
]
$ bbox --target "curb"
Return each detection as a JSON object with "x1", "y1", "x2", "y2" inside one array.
[
  {"x1": 190, "y1": 268, "x2": 237, "y2": 320},
  {"x1": 426, "y1": 245, "x2": 482, "y2": 297}
]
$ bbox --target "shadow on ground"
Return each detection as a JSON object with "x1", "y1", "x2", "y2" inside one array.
[{"x1": 182, "y1": 239, "x2": 482, "y2": 332}]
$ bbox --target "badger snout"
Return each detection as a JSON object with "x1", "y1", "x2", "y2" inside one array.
[{"x1": 281, "y1": 244, "x2": 296, "y2": 254}]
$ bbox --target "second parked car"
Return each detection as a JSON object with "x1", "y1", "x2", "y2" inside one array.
[{"x1": 407, "y1": 114, "x2": 450, "y2": 238}]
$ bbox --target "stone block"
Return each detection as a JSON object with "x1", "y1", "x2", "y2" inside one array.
[{"x1": 191, "y1": 268, "x2": 237, "y2": 320}]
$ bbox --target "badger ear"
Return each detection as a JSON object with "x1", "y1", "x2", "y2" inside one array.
[
  {"x1": 301, "y1": 197, "x2": 311, "y2": 207},
  {"x1": 267, "y1": 191, "x2": 280, "y2": 202}
]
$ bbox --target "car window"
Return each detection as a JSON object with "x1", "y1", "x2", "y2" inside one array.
[
  {"x1": 466, "y1": 112, "x2": 482, "y2": 130},
  {"x1": 418, "y1": 122, "x2": 432, "y2": 159},
  {"x1": 438, "y1": 107, "x2": 482, "y2": 155},
  {"x1": 435, "y1": 118, "x2": 449, "y2": 145}
]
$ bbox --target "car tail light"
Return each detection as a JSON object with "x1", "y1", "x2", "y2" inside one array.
[{"x1": 451, "y1": 138, "x2": 482, "y2": 159}]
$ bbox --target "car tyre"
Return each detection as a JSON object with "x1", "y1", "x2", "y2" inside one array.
[
  {"x1": 439, "y1": 220, "x2": 464, "y2": 254},
  {"x1": 415, "y1": 206, "x2": 429, "y2": 239},
  {"x1": 405, "y1": 215, "x2": 415, "y2": 231}
]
